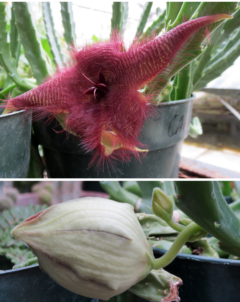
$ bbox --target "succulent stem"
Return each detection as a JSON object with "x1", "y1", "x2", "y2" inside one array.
[
  {"x1": 167, "y1": 217, "x2": 185, "y2": 233},
  {"x1": 0, "y1": 84, "x2": 16, "y2": 99},
  {"x1": 153, "y1": 222, "x2": 201, "y2": 269}
]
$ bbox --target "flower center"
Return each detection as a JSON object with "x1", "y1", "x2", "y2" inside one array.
[{"x1": 82, "y1": 69, "x2": 108, "y2": 102}]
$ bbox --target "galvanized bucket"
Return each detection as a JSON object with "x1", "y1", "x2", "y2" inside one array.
[
  {"x1": 0, "y1": 110, "x2": 32, "y2": 178},
  {"x1": 34, "y1": 97, "x2": 193, "y2": 178}
]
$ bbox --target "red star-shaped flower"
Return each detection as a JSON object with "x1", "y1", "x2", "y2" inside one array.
[{"x1": 6, "y1": 14, "x2": 231, "y2": 166}]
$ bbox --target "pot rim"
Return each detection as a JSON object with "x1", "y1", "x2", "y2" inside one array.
[
  {"x1": 0, "y1": 109, "x2": 25, "y2": 119},
  {"x1": 148, "y1": 95, "x2": 195, "y2": 108},
  {"x1": 153, "y1": 247, "x2": 240, "y2": 266},
  {"x1": 0, "y1": 97, "x2": 195, "y2": 118},
  {"x1": 0, "y1": 264, "x2": 39, "y2": 275},
  {"x1": 1, "y1": 246, "x2": 240, "y2": 276}
]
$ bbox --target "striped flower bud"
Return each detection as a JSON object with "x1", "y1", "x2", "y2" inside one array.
[
  {"x1": 11, "y1": 197, "x2": 154, "y2": 300},
  {"x1": 152, "y1": 188, "x2": 174, "y2": 222}
]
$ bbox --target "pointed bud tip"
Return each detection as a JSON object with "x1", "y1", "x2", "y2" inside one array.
[
  {"x1": 152, "y1": 188, "x2": 174, "y2": 222},
  {"x1": 11, "y1": 211, "x2": 44, "y2": 240}
]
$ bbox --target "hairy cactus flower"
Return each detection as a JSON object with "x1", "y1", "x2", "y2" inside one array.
[
  {"x1": 5, "y1": 14, "x2": 231, "y2": 166},
  {"x1": 11, "y1": 197, "x2": 154, "y2": 300}
]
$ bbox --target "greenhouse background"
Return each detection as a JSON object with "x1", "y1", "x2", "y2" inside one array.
[{"x1": 28, "y1": 1, "x2": 240, "y2": 89}]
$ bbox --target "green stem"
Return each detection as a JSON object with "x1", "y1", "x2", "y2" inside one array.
[
  {"x1": 0, "y1": 2, "x2": 34, "y2": 91},
  {"x1": 60, "y1": 2, "x2": 76, "y2": 46},
  {"x1": 13, "y1": 2, "x2": 51, "y2": 84},
  {"x1": 153, "y1": 222, "x2": 201, "y2": 269},
  {"x1": 135, "y1": 2, "x2": 153, "y2": 38},
  {"x1": 100, "y1": 181, "x2": 139, "y2": 208},
  {"x1": 167, "y1": 217, "x2": 185, "y2": 232},
  {"x1": 0, "y1": 84, "x2": 16, "y2": 99}
]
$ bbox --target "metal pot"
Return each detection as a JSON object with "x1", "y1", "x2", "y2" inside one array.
[
  {"x1": 0, "y1": 110, "x2": 31, "y2": 178},
  {"x1": 34, "y1": 97, "x2": 193, "y2": 178}
]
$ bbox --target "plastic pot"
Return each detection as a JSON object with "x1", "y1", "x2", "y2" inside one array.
[
  {"x1": 139, "y1": 248, "x2": 240, "y2": 302},
  {"x1": 0, "y1": 265, "x2": 98, "y2": 302},
  {"x1": 0, "y1": 110, "x2": 32, "y2": 178},
  {"x1": 34, "y1": 97, "x2": 193, "y2": 178}
]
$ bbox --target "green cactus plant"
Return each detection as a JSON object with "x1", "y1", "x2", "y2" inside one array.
[
  {"x1": 175, "y1": 181, "x2": 240, "y2": 257},
  {"x1": 102, "y1": 180, "x2": 240, "y2": 262}
]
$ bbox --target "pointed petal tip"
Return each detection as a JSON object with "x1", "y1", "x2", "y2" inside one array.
[{"x1": 214, "y1": 13, "x2": 233, "y2": 20}]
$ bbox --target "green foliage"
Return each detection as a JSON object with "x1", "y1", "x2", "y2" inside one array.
[
  {"x1": 13, "y1": 2, "x2": 51, "y2": 84},
  {"x1": 103, "y1": 180, "x2": 240, "y2": 261},
  {"x1": 129, "y1": 269, "x2": 182, "y2": 302},
  {"x1": 10, "y1": 5, "x2": 21, "y2": 64},
  {"x1": 159, "y1": 2, "x2": 239, "y2": 101},
  {"x1": 0, "y1": 204, "x2": 47, "y2": 267},
  {"x1": 136, "y1": 213, "x2": 177, "y2": 237},
  {"x1": 0, "y1": 2, "x2": 34, "y2": 91},
  {"x1": 0, "y1": 2, "x2": 239, "y2": 102},
  {"x1": 140, "y1": 9, "x2": 166, "y2": 41},
  {"x1": 100, "y1": 181, "x2": 166, "y2": 214},
  {"x1": 122, "y1": 181, "x2": 142, "y2": 197},
  {"x1": 13, "y1": 257, "x2": 38, "y2": 269},
  {"x1": 186, "y1": 238, "x2": 219, "y2": 258},
  {"x1": 220, "y1": 181, "x2": 232, "y2": 196},
  {"x1": 175, "y1": 181, "x2": 240, "y2": 257},
  {"x1": 135, "y1": 2, "x2": 153, "y2": 37},
  {"x1": 60, "y1": 2, "x2": 76, "y2": 46},
  {"x1": 42, "y1": 2, "x2": 64, "y2": 67},
  {"x1": 193, "y1": 5, "x2": 240, "y2": 92},
  {"x1": 111, "y1": 2, "x2": 128, "y2": 37},
  {"x1": 100, "y1": 181, "x2": 140, "y2": 208}
]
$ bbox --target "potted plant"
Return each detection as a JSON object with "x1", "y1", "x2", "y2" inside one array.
[
  {"x1": 0, "y1": 3, "x2": 37, "y2": 178},
  {"x1": 2, "y1": 180, "x2": 240, "y2": 302},
  {"x1": 1, "y1": 2, "x2": 240, "y2": 178},
  {"x1": 100, "y1": 180, "x2": 240, "y2": 301}
]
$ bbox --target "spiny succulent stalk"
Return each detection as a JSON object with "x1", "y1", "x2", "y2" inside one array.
[
  {"x1": 5, "y1": 14, "x2": 231, "y2": 165},
  {"x1": 11, "y1": 197, "x2": 154, "y2": 300}
]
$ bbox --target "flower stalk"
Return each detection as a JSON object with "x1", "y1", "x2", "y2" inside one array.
[{"x1": 153, "y1": 222, "x2": 202, "y2": 269}]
